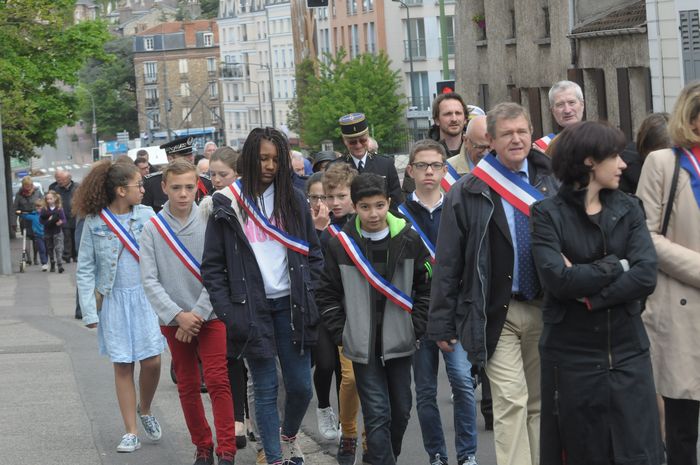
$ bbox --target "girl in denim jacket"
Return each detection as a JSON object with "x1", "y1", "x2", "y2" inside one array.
[{"x1": 74, "y1": 160, "x2": 165, "y2": 453}]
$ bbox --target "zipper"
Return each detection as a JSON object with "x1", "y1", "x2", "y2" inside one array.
[
  {"x1": 591, "y1": 216, "x2": 612, "y2": 368},
  {"x1": 477, "y1": 192, "x2": 494, "y2": 368}
]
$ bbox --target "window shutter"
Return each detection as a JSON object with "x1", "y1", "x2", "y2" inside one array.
[{"x1": 680, "y1": 9, "x2": 700, "y2": 83}]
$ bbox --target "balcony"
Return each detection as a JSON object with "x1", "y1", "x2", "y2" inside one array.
[
  {"x1": 403, "y1": 39, "x2": 426, "y2": 61},
  {"x1": 438, "y1": 36, "x2": 455, "y2": 56},
  {"x1": 145, "y1": 98, "x2": 159, "y2": 108},
  {"x1": 222, "y1": 64, "x2": 246, "y2": 79},
  {"x1": 408, "y1": 95, "x2": 431, "y2": 112},
  {"x1": 144, "y1": 75, "x2": 157, "y2": 84},
  {"x1": 404, "y1": 0, "x2": 422, "y2": 5}
]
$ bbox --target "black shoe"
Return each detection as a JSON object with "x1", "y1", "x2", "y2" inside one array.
[
  {"x1": 58, "y1": 265, "x2": 65, "y2": 274},
  {"x1": 193, "y1": 446, "x2": 214, "y2": 465},
  {"x1": 50, "y1": 263, "x2": 55, "y2": 272},
  {"x1": 218, "y1": 452, "x2": 235, "y2": 465},
  {"x1": 74, "y1": 311, "x2": 83, "y2": 320},
  {"x1": 337, "y1": 437, "x2": 357, "y2": 465}
]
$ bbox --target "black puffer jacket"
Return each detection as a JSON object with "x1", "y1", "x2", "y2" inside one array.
[{"x1": 201, "y1": 187, "x2": 324, "y2": 359}]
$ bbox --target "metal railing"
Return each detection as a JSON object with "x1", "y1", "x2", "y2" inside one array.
[
  {"x1": 407, "y1": 95, "x2": 431, "y2": 111},
  {"x1": 145, "y1": 98, "x2": 159, "y2": 108},
  {"x1": 403, "y1": 39, "x2": 426, "y2": 60},
  {"x1": 438, "y1": 36, "x2": 455, "y2": 56}
]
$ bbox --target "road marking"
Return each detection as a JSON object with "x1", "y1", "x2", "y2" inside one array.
[
  {"x1": 48, "y1": 168, "x2": 55, "y2": 172},
  {"x1": 73, "y1": 164, "x2": 80, "y2": 169}
]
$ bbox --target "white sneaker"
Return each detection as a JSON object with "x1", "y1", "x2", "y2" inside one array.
[
  {"x1": 459, "y1": 456, "x2": 479, "y2": 465},
  {"x1": 41, "y1": 264, "x2": 48, "y2": 271},
  {"x1": 138, "y1": 406, "x2": 162, "y2": 441},
  {"x1": 116, "y1": 433, "x2": 141, "y2": 452},
  {"x1": 316, "y1": 406, "x2": 339, "y2": 440}
]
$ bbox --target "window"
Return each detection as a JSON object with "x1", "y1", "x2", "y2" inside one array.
[
  {"x1": 404, "y1": 18, "x2": 426, "y2": 60},
  {"x1": 282, "y1": 49, "x2": 287, "y2": 68},
  {"x1": 179, "y1": 59, "x2": 188, "y2": 74},
  {"x1": 680, "y1": 9, "x2": 700, "y2": 83},
  {"x1": 207, "y1": 57, "x2": 217, "y2": 73},
  {"x1": 366, "y1": 22, "x2": 376, "y2": 53},
  {"x1": 409, "y1": 71, "x2": 430, "y2": 111},
  {"x1": 182, "y1": 107, "x2": 192, "y2": 122},
  {"x1": 209, "y1": 81, "x2": 218, "y2": 98},
  {"x1": 203, "y1": 33, "x2": 214, "y2": 47},
  {"x1": 439, "y1": 15, "x2": 455, "y2": 55},
  {"x1": 145, "y1": 88, "x2": 158, "y2": 108},
  {"x1": 148, "y1": 111, "x2": 160, "y2": 129},
  {"x1": 211, "y1": 107, "x2": 219, "y2": 124},
  {"x1": 350, "y1": 25, "x2": 359, "y2": 58},
  {"x1": 144, "y1": 62, "x2": 157, "y2": 83},
  {"x1": 275, "y1": 50, "x2": 279, "y2": 68},
  {"x1": 284, "y1": 80, "x2": 288, "y2": 98},
  {"x1": 542, "y1": 6, "x2": 550, "y2": 39},
  {"x1": 144, "y1": 36, "x2": 154, "y2": 51},
  {"x1": 363, "y1": 0, "x2": 373, "y2": 12},
  {"x1": 180, "y1": 82, "x2": 190, "y2": 97},
  {"x1": 347, "y1": 0, "x2": 357, "y2": 15}
]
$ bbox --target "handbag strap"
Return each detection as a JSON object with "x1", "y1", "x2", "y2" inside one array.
[{"x1": 661, "y1": 149, "x2": 681, "y2": 237}]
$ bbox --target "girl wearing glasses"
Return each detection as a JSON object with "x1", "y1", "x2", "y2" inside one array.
[{"x1": 73, "y1": 159, "x2": 165, "y2": 454}]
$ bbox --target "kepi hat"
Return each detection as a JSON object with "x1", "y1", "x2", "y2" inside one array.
[
  {"x1": 160, "y1": 136, "x2": 194, "y2": 157},
  {"x1": 339, "y1": 113, "x2": 369, "y2": 138}
]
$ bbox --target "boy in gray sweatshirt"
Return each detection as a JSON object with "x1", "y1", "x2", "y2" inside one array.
[{"x1": 140, "y1": 159, "x2": 236, "y2": 465}]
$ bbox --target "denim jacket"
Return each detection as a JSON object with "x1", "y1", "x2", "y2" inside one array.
[{"x1": 77, "y1": 205, "x2": 154, "y2": 325}]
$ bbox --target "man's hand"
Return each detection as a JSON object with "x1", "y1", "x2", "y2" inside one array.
[
  {"x1": 175, "y1": 311, "x2": 203, "y2": 337},
  {"x1": 312, "y1": 202, "x2": 330, "y2": 231},
  {"x1": 175, "y1": 327, "x2": 193, "y2": 343},
  {"x1": 437, "y1": 339, "x2": 458, "y2": 353}
]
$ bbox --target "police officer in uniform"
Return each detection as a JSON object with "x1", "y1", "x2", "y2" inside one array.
[
  {"x1": 332, "y1": 113, "x2": 404, "y2": 207},
  {"x1": 142, "y1": 136, "x2": 213, "y2": 213}
]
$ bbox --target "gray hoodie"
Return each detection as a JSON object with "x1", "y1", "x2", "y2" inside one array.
[{"x1": 140, "y1": 201, "x2": 214, "y2": 326}]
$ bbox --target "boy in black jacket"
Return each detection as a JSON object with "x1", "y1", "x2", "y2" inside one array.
[{"x1": 317, "y1": 173, "x2": 432, "y2": 465}]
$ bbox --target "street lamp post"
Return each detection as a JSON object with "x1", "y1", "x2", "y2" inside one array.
[{"x1": 393, "y1": 0, "x2": 414, "y2": 107}]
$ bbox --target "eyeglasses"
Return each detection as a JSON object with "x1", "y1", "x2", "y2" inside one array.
[
  {"x1": 410, "y1": 162, "x2": 446, "y2": 171},
  {"x1": 308, "y1": 195, "x2": 326, "y2": 203},
  {"x1": 468, "y1": 139, "x2": 491, "y2": 151},
  {"x1": 125, "y1": 181, "x2": 145, "y2": 189},
  {"x1": 346, "y1": 137, "x2": 368, "y2": 146}
]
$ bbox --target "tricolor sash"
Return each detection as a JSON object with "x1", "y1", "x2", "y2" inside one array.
[
  {"x1": 328, "y1": 223, "x2": 341, "y2": 238},
  {"x1": 335, "y1": 230, "x2": 413, "y2": 313},
  {"x1": 678, "y1": 146, "x2": 700, "y2": 209},
  {"x1": 397, "y1": 204, "x2": 436, "y2": 261},
  {"x1": 440, "y1": 162, "x2": 461, "y2": 192},
  {"x1": 99, "y1": 208, "x2": 140, "y2": 261},
  {"x1": 533, "y1": 133, "x2": 556, "y2": 152},
  {"x1": 471, "y1": 154, "x2": 544, "y2": 216},
  {"x1": 150, "y1": 213, "x2": 202, "y2": 282},
  {"x1": 228, "y1": 180, "x2": 310, "y2": 256}
]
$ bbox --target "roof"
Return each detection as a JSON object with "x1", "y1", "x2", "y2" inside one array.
[
  {"x1": 570, "y1": 0, "x2": 646, "y2": 37},
  {"x1": 137, "y1": 19, "x2": 219, "y2": 47}
]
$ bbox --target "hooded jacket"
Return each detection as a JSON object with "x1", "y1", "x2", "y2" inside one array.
[{"x1": 317, "y1": 212, "x2": 432, "y2": 364}]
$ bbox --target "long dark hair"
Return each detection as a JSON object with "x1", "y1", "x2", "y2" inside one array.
[
  {"x1": 73, "y1": 159, "x2": 139, "y2": 217},
  {"x1": 239, "y1": 127, "x2": 302, "y2": 234}
]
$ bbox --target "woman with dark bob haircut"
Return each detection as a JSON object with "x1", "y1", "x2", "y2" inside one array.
[{"x1": 530, "y1": 120, "x2": 663, "y2": 464}]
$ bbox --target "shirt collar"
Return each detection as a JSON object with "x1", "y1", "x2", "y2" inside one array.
[
  {"x1": 411, "y1": 191, "x2": 444, "y2": 213},
  {"x1": 495, "y1": 155, "x2": 529, "y2": 179},
  {"x1": 352, "y1": 153, "x2": 368, "y2": 168}
]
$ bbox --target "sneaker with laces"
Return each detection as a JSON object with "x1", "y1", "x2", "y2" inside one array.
[
  {"x1": 459, "y1": 456, "x2": 478, "y2": 465},
  {"x1": 218, "y1": 451, "x2": 235, "y2": 465},
  {"x1": 116, "y1": 433, "x2": 141, "y2": 452},
  {"x1": 41, "y1": 264, "x2": 48, "y2": 271},
  {"x1": 281, "y1": 434, "x2": 304, "y2": 465},
  {"x1": 337, "y1": 436, "x2": 357, "y2": 465},
  {"x1": 431, "y1": 453, "x2": 448, "y2": 465},
  {"x1": 138, "y1": 406, "x2": 162, "y2": 441},
  {"x1": 193, "y1": 446, "x2": 214, "y2": 465},
  {"x1": 316, "y1": 406, "x2": 339, "y2": 440}
]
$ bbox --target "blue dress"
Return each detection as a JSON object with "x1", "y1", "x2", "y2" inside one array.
[{"x1": 97, "y1": 212, "x2": 164, "y2": 363}]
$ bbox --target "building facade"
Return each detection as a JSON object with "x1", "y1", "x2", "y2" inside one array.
[
  {"x1": 456, "y1": 0, "x2": 652, "y2": 140},
  {"x1": 133, "y1": 20, "x2": 224, "y2": 148},
  {"x1": 218, "y1": 0, "x2": 298, "y2": 149}
]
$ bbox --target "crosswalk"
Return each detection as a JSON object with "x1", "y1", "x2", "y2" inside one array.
[{"x1": 46, "y1": 163, "x2": 92, "y2": 173}]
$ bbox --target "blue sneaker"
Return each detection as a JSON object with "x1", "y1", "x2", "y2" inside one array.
[{"x1": 116, "y1": 433, "x2": 141, "y2": 452}]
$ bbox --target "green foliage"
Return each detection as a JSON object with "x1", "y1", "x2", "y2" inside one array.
[
  {"x1": 77, "y1": 37, "x2": 139, "y2": 139},
  {"x1": 287, "y1": 58, "x2": 316, "y2": 136},
  {"x1": 294, "y1": 50, "x2": 406, "y2": 152},
  {"x1": 199, "y1": 0, "x2": 219, "y2": 18},
  {"x1": 0, "y1": 0, "x2": 111, "y2": 160}
]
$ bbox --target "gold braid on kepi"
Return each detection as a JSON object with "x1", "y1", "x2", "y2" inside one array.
[{"x1": 339, "y1": 113, "x2": 369, "y2": 138}]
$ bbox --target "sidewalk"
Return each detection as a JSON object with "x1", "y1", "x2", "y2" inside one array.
[{"x1": 0, "y1": 238, "x2": 337, "y2": 465}]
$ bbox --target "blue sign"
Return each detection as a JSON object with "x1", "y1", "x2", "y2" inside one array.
[{"x1": 105, "y1": 140, "x2": 128, "y2": 154}]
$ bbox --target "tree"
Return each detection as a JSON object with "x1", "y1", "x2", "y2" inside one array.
[
  {"x1": 199, "y1": 0, "x2": 219, "y2": 18},
  {"x1": 294, "y1": 50, "x2": 407, "y2": 152},
  {"x1": 287, "y1": 57, "x2": 316, "y2": 138},
  {"x1": 77, "y1": 37, "x2": 139, "y2": 139}
]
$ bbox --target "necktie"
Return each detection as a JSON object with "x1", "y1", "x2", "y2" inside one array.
[
  {"x1": 514, "y1": 177, "x2": 540, "y2": 301},
  {"x1": 357, "y1": 160, "x2": 364, "y2": 173}
]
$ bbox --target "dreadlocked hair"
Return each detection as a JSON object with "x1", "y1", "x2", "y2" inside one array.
[
  {"x1": 239, "y1": 127, "x2": 302, "y2": 235},
  {"x1": 73, "y1": 159, "x2": 139, "y2": 217}
]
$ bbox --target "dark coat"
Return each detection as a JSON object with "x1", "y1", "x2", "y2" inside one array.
[
  {"x1": 427, "y1": 150, "x2": 558, "y2": 368},
  {"x1": 331, "y1": 153, "x2": 404, "y2": 207},
  {"x1": 142, "y1": 171, "x2": 213, "y2": 213},
  {"x1": 40, "y1": 207, "x2": 67, "y2": 236},
  {"x1": 48, "y1": 180, "x2": 80, "y2": 228},
  {"x1": 201, "y1": 186, "x2": 324, "y2": 359},
  {"x1": 530, "y1": 185, "x2": 662, "y2": 465}
]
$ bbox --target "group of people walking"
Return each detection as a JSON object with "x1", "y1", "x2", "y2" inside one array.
[{"x1": 52, "y1": 77, "x2": 700, "y2": 465}]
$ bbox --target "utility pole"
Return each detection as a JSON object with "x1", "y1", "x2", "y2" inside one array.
[
  {"x1": 438, "y1": 0, "x2": 450, "y2": 80},
  {"x1": 0, "y1": 107, "x2": 13, "y2": 275}
]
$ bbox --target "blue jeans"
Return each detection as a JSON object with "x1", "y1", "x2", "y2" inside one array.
[
  {"x1": 413, "y1": 340, "x2": 477, "y2": 462},
  {"x1": 354, "y1": 355, "x2": 413, "y2": 465},
  {"x1": 246, "y1": 297, "x2": 313, "y2": 464},
  {"x1": 35, "y1": 237, "x2": 47, "y2": 265}
]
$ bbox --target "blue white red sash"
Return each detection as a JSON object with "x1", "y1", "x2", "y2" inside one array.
[
  {"x1": 328, "y1": 223, "x2": 341, "y2": 238},
  {"x1": 471, "y1": 154, "x2": 544, "y2": 216},
  {"x1": 533, "y1": 133, "x2": 556, "y2": 152},
  {"x1": 150, "y1": 213, "x2": 202, "y2": 283},
  {"x1": 99, "y1": 208, "x2": 140, "y2": 261},
  {"x1": 397, "y1": 204, "x2": 436, "y2": 261},
  {"x1": 440, "y1": 162, "x2": 461, "y2": 192},
  {"x1": 228, "y1": 180, "x2": 310, "y2": 256},
  {"x1": 678, "y1": 146, "x2": 700, "y2": 209},
  {"x1": 335, "y1": 230, "x2": 413, "y2": 313}
]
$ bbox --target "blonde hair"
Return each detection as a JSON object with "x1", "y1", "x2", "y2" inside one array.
[
  {"x1": 162, "y1": 158, "x2": 197, "y2": 182},
  {"x1": 45, "y1": 190, "x2": 63, "y2": 209},
  {"x1": 668, "y1": 80, "x2": 700, "y2": 147}
]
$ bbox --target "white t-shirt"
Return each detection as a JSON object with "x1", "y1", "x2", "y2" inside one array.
[{"x1": 241, "y1": 184, "x2": 290, "y2": 299}]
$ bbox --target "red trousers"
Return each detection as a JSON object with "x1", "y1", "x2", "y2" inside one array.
[{"x1": 162, "y1": 320, "x2": 236, "y2": 456}]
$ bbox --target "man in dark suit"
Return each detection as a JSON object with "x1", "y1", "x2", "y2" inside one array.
[
  {"x1": 142, "y1": 136, "x2": 213, "y2": 213},
  {"x1": 332, "y1": 113, "x2": 404, "y2": 207}
]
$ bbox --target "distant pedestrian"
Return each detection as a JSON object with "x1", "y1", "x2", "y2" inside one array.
[
  {"x1": 19, "y1": 200, "x2": 48, "y2": 270},
  {"x1": 49, "y1": 169, "x2": 80, "y2": 263},
  {"x1": 12, "y1": 176, "x2": 42, "y2": 264},
  {"x1": 73, "y1": 160, "x2": 165, "y2": 454},
  {"x1": 134, "y1": 157, "x2": 150, "y2": 177},
  {"x1": 40, "y1": 190, "x2": 66, "y2": 273}
]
